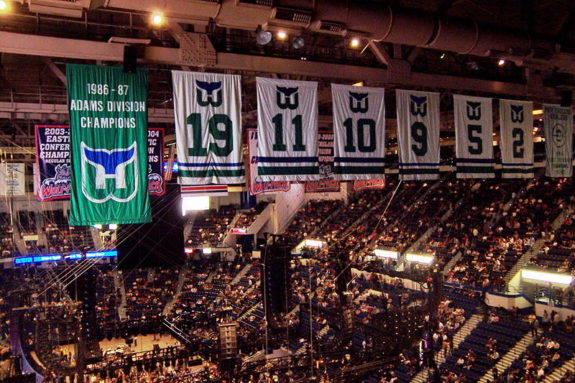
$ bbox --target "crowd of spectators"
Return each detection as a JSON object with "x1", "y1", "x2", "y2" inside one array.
[
  {"x1": 186, "y1": 205, "x2": 236, "y2": 248},
  {"x1": 447, "y1": 178, "x2": 575, "y2": 289},
  {"x1": 3, "y1": 174, "x2": 575, "y2": 382},
  {"x1": 234, "y1": 202, "x2": 270, "y2": 229},
  {"x1": 283, "y1": 199, "x2": 344, "y2": 247},
  {"x1": 123, "y1": 267, "x2": 180, "y2": 322},
  {"x1": 0, "y1": 212, "x2": 17, "y2": 257}
]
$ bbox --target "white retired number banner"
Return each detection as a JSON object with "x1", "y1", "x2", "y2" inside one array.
[
  {"x1": 544, "y1": 105, "x2": 573, "y2": 177},
  {"x1": 454, "y1": 95, "x2": 494, "y2": 179},
  {"x1": 332, "y1": 84, "x2": 386, "y2": 180},
  {"x1": 396, "y1": 90, "x2": 440, "y2": 180},
  {"x1": 0, "y1": 163, "x2": 25, "y2": 196},
  {"x1": 499, "y1": 99, "x2": 534, "y2": 178},
  {"x1": 256, "y1": 78, "x2": 319, "y2": 181},
  {"x1": 172, "y1": 71, "x2": 245, "y2": 185}
]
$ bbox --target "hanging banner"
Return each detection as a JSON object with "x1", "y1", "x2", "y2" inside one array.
[
  {"x1": 172, "y1": 71, "x2": 244, "y2": 185},
  {"x1": 0, "y1": 163, "x2": 25, "y2": 196},
  {"x1": 248, "y1": 129, "x2": 290, "y2": 195},
  {"x1": 305, "y1": 130, "x2": 339, "y2": 193},
  {"x1": 35, "y1": 124, "x2": 71, "y2": 201},
  {"x1": 66, "y1": 63, "x2": 151, "y2": 226},
  {"x1": 256, "y1": 77, "x2": 319, "y2": 181},
  {"x1": 396, "y1": 90, "x2": 440, "y2": 181},
  {"x1": 544, "y1": 104, "x2": 573, "y2": 178},
  {"x1": 453, "y1": 95, "x2": 495, "y2": 179},
  {"x1": 147, "y1": 128, "x2": 165, "y2": 196},
  {"x1": 35, "y1": 125, "x2": 162, "y2": 201},
  {"x1": 181, "y1": 185, "x2": 228, "y2": 197},
  {"x1": 499, "y1": 99, "x2": 534, "y2": 178},
  {"x1": 332, "y1": 84, "x2": 386, "y2": 180},
  {"x1": 352, "y1": 179, "x2": 386, "y2": 192}
]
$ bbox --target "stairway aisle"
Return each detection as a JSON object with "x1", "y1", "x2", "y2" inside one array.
[
  {"x1": 545, "y1": 354, "x2": 575, "y2": 383},
  {"x1": 479, "y1": 330, "x2": 538, "y2": 383},
  {"x1": 115, "y1": 269, "x2": 127, "y2": 321},
  {"x1": 162, "y1": 264, "x2": 188, "y2": 316},
  {"x1": 410, "y1": 314, "x2": 483, "y2": 383},
  {"x1": 231, "y1": 263, "x2": 252, "y2": 285}
]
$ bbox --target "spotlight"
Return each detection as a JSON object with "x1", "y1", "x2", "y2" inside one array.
[
  {"x1": 350, "y1": 38, "x2": 360, "y2": 49},
  {"x1": 440, "y1": 53, "x2": 446, "y2": 59},
  {"x1": 255, "y1": 26, "x2": 272, "y2": 45},
  {"x1": 498, "y1": 59, "x2": 506, "y2": 66},
  {"x1": 0, "y1": 0, "x2": 9, "y2": 12},
  {"x1": 276, "y1": 31, "x2": 288, "y2": 41},
  {"x1": 150, "y1": 11, "x2": 164, "y2": 26},
  {"x1": 292, "y1": 37, "x2": 305, "y2": 49}
]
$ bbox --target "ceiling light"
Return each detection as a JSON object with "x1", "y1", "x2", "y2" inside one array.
[
  {"x1": 255, "y1": 27, "x2": 272, "y2": 45},
  {"x1": 440, "y1": 53, "x2": 446, "y2": 59},
  {"x1": 352, "y1": 82, "x2": 364, "y2": 87},
  {"x1": 350, "y1": 38, "x2": 360, "y2": 48},
  {"x1": 498, "y1": 59, "x2": 506, "y2": 66},
  {"x1": 532, "y1": 109, "x2": 543, "y2": 115},
  {"x1": 150, "y1": 11, "x2": 164, "y2": 26},
  {"x1": 0, "y1": 0, "x2": 9, "y2": 12},
  {"x1": 292, "y1": 37, "x2": 305, "y2": 49},
  {"x1": 277, "y1": 31, "x2": 288, "y2": 41}
]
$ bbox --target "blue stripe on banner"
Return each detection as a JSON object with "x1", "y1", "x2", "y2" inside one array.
[
  {"x1": 456, "y1": 158, "x2": 495, "y2": 164},
  {"x1": 257, "y1": 156, "x2": 319, "y2": 163},
  {"x1": 178, "y1": 162, "x2": 244, "y2": 167},
  {"x1": 399, "y1": 163, "x2": 440, "y2": 167},
  {"x1": 334, "y1": 157, "x2": 386, "y2": 163},
  {"x1": 501, "y1": 163, "x2": 534, "y2": 167}
]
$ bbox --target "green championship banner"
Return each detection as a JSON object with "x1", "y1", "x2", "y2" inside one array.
[{"x1": 66, "y1": 64, "x2": 151, "y2": 226}]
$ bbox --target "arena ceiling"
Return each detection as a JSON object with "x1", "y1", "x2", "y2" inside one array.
[{"x1": 0, "y1": 0, "x2": 573, "y2": 141}]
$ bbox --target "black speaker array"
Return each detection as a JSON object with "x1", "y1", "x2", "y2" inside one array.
[
  {"x1": 117, "y1": 184, "x2": 186, "y2": 270},
  {"x1": 261, "y1": 242, "x2": 292, "y2": 321},
  {"x1": 123, "y1": 45, "x2": 139, "y2": 73},
  {"x1": 560, "y1": 90, "x2": 573, "y2": 107}
]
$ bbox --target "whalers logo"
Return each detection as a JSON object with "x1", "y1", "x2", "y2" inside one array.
[
  {"x1": 552, "y1": 123, "x2": 566, "y2": 148},
  {"x1": 196, "y1": 80, "x2": 222, "y2": 107},
  {"x1": 276, "y1": 86, "x2": 299, "y2": 110},
  {"x1": 510, "y1": 105, "x2": 524, "y2": 123},
  {"x1": 80, "y1": 142, "x2": 139, "y2": 203},
  {"x1": 409, "y1": 95, "x2": 428, "y2": 117},
  {"x1": 466, "y1": 101, "x2": 482, "y2": 120},
  {"x1": 349, "y1": 92, "x2": 369, "y2": 113}
]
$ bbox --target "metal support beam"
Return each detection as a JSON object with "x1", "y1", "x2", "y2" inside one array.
[
  {"x1": 369, "y1": 42, "x2": 391, "y2": 67},
  {"x1": 43, "y1": 58, "x2": 67, "y2": 86},
  {"x1": 0, "y1": 31, "x2": 559, "y2": 100}
]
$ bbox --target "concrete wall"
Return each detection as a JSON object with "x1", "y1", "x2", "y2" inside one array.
[{"x1": 272, "y1": 183, "x2": 306, "y2": 234}]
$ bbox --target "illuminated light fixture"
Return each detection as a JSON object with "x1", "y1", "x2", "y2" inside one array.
[
  {"x1": 276, "y1": 30, "x2": 288, "y2": 41},
  {"x1": 109, "y1": 224, "x2": 118, "y2": 230},
  {"x1": 352, "y1": 82, "x2": 364, "y2": 87},
  {"x1": 498, "y1": 59, "x2": 506, "y2": 66},
  {"x1": 232, "y1": 228, "x2": 247, "y2": 234},
  {"x1": 533, "y1": 109, "x2": 543, "y2": 115},
  {"x1": 185, "y1": 248, "x2": 193, "y2": 254},
  {"x1": 255, "y1": 26, "x2": 272, "y2": 45},
  {"x1": 522, "y1": 269, "x2": 573, "y2": 285},
  {"x1": 0, "y1": 0, "x2": 8, "y2": 12},
  {"x1": 304, "y1": 239, "x2": 324, "y2": 248},
  {"x1": 150, "y1": 11, "x2": 164, "y2": 26},
  {"x1": 292, "y1": 36, "x2": 305, "y2": 49},
  {"x1": 202, "y1": 248, "x2": 212, "y2": 255},
  {"x1": 440, "y1": 53, "x2": 446, "y2": 59},
  {"x1": 373, "y1": 249, "x2": 398, "y2": 259},
  {"x1": 350, "y1": 38, "x2": 360, "y2": 48},
  {"x1": 93, "y1": 224, "x2": 103, "y2": 230},
  {"x1": 406, "y1": 253, "x2": 434, "y2": 264}
]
